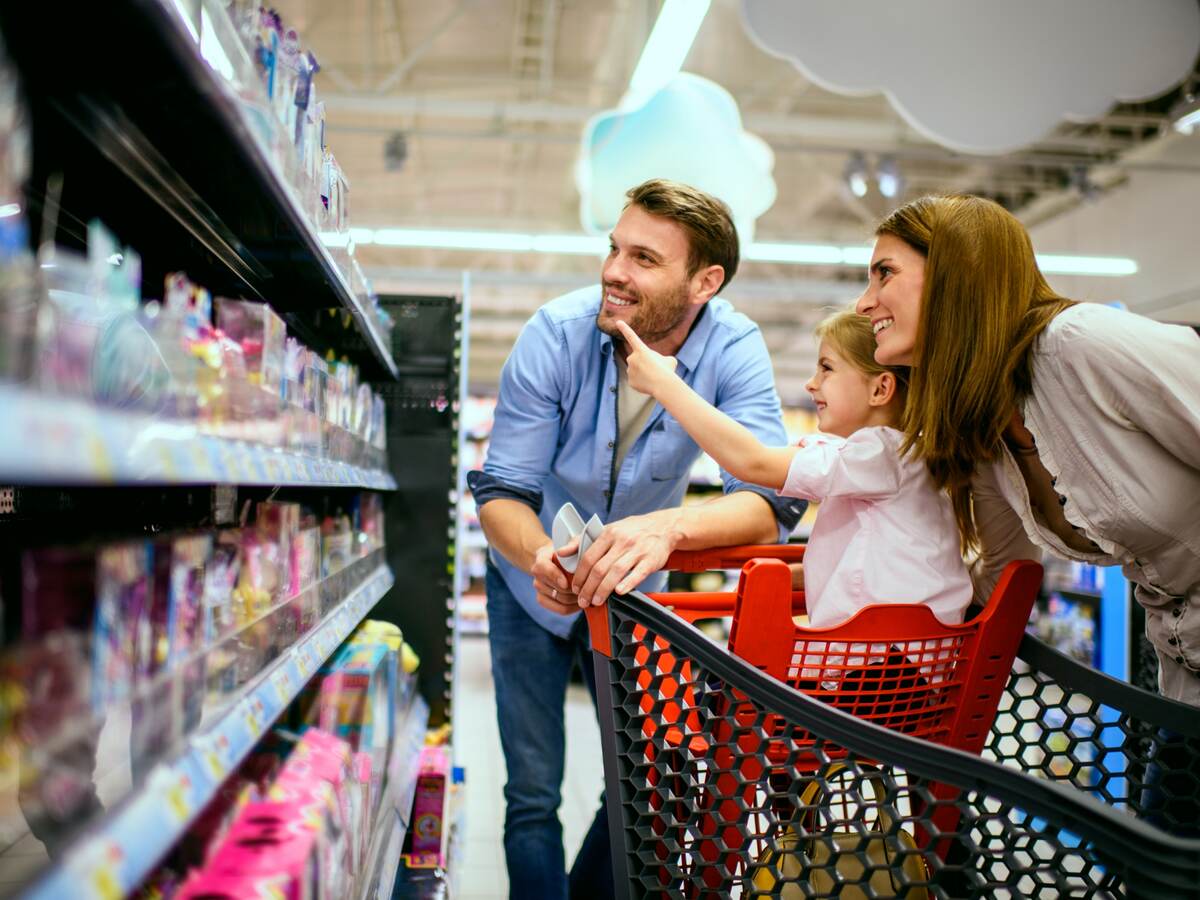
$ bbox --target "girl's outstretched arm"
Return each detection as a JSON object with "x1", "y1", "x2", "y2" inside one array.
[{"x1": 616, "y1": 321, "x2": 796, "y2": 489}]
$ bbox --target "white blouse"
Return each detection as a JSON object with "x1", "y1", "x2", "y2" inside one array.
[
  {"x1": 970, "y1": 303, "x2": 1200, "y2": 640},
  {"x1": 780, "y1": 426, "x2": 972, "y2": 629}
]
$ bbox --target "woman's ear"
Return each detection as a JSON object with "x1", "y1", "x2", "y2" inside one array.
[{"x1": 869, "y1": 371, "x2": 896, "y2": 408}]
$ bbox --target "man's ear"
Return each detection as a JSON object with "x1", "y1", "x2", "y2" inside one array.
[
  {"x1": 869, "y1": 371, "x2": 896, "y2": 407},
  {"x1": 690, "y1": 264, "x2": 725, "y2": 303}
]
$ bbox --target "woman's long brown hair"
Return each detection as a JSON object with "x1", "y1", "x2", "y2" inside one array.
[{"x1": 875, "y1": 195, "x2": 1075, "y2": 552}]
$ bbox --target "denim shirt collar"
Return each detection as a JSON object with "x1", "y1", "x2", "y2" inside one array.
[{"x1": 598, "y1": 301, "x2": 714, "y2": 377}]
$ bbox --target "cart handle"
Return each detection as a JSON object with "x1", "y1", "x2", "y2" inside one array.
[
  {"x1": 662, "y1": 543, "x2": 805, "y2": 573},
  {"x1": 644, "y1": 589, "x2": 807, "y2": 623}
]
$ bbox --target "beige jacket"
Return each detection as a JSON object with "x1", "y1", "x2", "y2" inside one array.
[{"x1": 970, "y1": 302, "x2": 1200, "y2": 672}]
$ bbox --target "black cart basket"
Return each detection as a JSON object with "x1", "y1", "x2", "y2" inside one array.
[{"x1": 583, "y1": 566, "x2": 1200, "y2": 899}]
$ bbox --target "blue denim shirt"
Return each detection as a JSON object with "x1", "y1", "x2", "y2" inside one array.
[{"x1": 467, "y1": 285, "x2": 806, "y2": 637}]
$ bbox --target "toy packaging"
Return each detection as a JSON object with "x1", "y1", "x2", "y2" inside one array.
[{"x1": 408, "y1": 745, "x2": 450, "y2": 866}]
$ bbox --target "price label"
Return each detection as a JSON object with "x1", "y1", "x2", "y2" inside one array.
[
  {"x1": 89, "y1": 841, "x2": 125, "y2": 900},
  {"x1": 166, "y1": 774, "x2": 193, "y2": 824},
  {"x1": 203, "y1": 747, "x2": 225, "y2": 782},
  {"x1": 244, "y1": 707, "x2": 262, "y2": 738}
]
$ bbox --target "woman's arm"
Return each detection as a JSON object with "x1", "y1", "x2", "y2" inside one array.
[
  {"x1": 616, "y1": 321, "x2": 797, "y2": 489},
  {"x1": 970, "y1": 463, "x2": 1042, "y2": 605}
]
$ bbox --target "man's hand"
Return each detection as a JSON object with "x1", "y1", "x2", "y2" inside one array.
[
  {"x1": 570, "y1": 509, "x2": 680, "y2": 607},
  {"x1": 615, "y1": 321, "x2": 678, "y2": 396},
  {"x1": 531, "y1": 541, "x2": 580, "y2": 616}
]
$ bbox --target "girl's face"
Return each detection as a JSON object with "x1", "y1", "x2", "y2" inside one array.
[
  {"x1": 855, "y1": 234, "x2": 926, "y2": 366},
  {"x1": 804, "y1": 340, "x2": 877, "y2": 438}
]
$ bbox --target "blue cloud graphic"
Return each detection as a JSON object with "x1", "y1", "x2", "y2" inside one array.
[{"x1": 576, "y1": 73, "x2": 777, "y2": 242}]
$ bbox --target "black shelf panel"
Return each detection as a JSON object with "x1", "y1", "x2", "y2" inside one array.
[{"x1": 0, "y1": 0, "x2": 398, "y2": 380}]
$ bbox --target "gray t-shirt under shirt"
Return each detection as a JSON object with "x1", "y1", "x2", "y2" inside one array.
[{"x1": 614, "y1": 353, "x2": 656, "y2": 473}]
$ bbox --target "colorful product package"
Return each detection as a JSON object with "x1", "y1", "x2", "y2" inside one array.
[
  {"x1": 176, "y1": 871, "x2": 300, "y2": 900},
  {"x1": 194, "y1": 802, "x2": 322, "y2": 900},
  {"x1": 215, "y1": 298, "x2": 286, "y2": 400},
  {"x1": 409, "y1": 745, "x2": 450, "y2": 865},
  {"x1": 92, "y1": 541, "x2": 154, "y2": 712},
  {"x1": 299, "y1": 642, "x2": 395, "y2": 777}
]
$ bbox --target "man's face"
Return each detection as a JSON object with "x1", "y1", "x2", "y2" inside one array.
[{"x1": 597, "y1": 205, "x2": 698, "y2": 348}]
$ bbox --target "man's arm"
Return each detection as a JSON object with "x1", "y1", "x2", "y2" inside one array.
[
  {"x1": 566, "y1": 489, "x2": 778, "y2": 606},
  {"x1": 478, "y1": 498, "x2": 578, "y2": 615}
]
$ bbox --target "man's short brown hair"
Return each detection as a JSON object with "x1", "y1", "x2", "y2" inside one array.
[{"x1": 624, "y1": 179, "x2": 740, "y2": 294}]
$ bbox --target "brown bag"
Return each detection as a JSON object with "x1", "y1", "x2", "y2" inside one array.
[{"x1": 746, "y1": 764, "x2": 931, "y2": 899}]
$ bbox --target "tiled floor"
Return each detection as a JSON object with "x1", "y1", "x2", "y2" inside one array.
[{"x1": 454, "y1": 633, "x2": 604, "y2": 900}]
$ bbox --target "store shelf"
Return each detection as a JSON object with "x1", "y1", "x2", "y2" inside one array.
[
  {"x1": 0, "y1": 0, "x2": 399, "y2": 381},
  {"x1": 355, "y1": 695, "x2": 431, "y2": 900},
  {"x1": 18, "y1": 563, "x2": 395, "y2": 900},
  {"x1": 0, "y1": 385, "x2": 396, "y2": 489}
]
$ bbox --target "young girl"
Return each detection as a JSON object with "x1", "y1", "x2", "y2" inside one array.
[{"x1": 615, "y1": 310, "x2": 971, "y2": 629}]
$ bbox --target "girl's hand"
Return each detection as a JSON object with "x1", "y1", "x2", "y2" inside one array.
[{"x1": 614, "y1": 321, "x2": 678, "y2": 395}]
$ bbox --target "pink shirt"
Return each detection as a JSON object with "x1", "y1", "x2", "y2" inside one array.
[{"x1": 780, "y1": 426, "x2": 971, "y2": 629}]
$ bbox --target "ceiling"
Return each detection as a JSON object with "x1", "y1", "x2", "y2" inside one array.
[{"x1": 272, "y1": 0, "x2": 1199, "y2": 404}]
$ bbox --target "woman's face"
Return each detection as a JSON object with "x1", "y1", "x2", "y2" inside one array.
[{"x1": 855, "y1": 234, "x2": 926, "y2": 366}]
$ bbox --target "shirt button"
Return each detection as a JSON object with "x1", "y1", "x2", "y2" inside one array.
[
  {"x1": 603, "y1": 490, "x2": 611, "y2": 498},
  {"x1": 1173, "y1": 607, "x2": 1183, "y2": 618},
  {"x1": 610, "y1": 386, "x2": 617, "y2": 394},
  {"x1": 1169, "y1": 637, "x2": 1178, "y2": 646},
  {"x1": 1058, "y1": 495, "x2": 1067, "y2": 506},
  {"x1": 1176, "y1": 656, "x2": 1185, "y2": 664},
  {"x1": 607, "y1": 441, "x2": 614, "y2": 449}
]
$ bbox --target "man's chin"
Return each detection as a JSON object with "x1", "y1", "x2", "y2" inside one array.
[{"x1": 596, "y1": 311, "x2": 630, "y2": 337}]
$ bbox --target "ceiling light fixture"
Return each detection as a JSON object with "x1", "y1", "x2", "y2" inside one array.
[
  {"x1": 1169, "y1": 91, "x2": 1200, "y2": 134},
  {"x1": 844, "y1": 152, "x2": 869, "y2": 198},
  {"x1": 625, "y1": 0, "x2": 712, "y2": 108},
  {"x1": 876, "y1": 155, "x2": 902, "y2": 198},
  {"x1": 328, "y1": 228, "x2": 1137, "y2": 277}
]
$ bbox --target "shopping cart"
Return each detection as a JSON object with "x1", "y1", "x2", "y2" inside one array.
[{"x1": 554, "y1": 506, "x2": 1200, "y2": 899}]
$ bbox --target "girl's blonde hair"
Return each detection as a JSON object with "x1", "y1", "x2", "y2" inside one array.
[
  {"x1": 875, "y1": 195, "x2": 1075, "y2": 551},
  {"x1": 813, "y1": 308, "x2": 909, "y2": 420}
]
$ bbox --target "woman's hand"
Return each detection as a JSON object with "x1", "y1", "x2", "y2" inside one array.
[{"x1": 615, "y1": 321, "x2": 678, "y2": 396}]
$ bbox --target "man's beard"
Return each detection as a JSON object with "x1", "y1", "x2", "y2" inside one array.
[{"x1": 596, "y1": 280, "x2": 691, "y2": 345}]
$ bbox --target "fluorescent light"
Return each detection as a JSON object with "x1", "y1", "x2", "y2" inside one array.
[
  {"x1": 839, "y1": 246, "x2": 873, "y2": 266},
  {"x1": 347, "y1": 227, "x2": 1137, "y2": 276},
  {"x1": 1036, "y1": 254, "x2": 1138, "y2": 276},
  {"x1": 373, "y1": 229, "x2": 534, "y2": 251},
  {"x1": 320, "y1": 232, "x2": 351, "y2": 248},
  {"x1": 0, "y1": 203, "x2": 20, "y2": 218},
  {"x1": 625, "y1": 0, "x2": 711, "y2": 107},
  {"x1": 531, "y1": 234, "x2": 608, "y2": 255},
  {"x1": 746, "y1": 243, "x2": 843, "y2": 265}
]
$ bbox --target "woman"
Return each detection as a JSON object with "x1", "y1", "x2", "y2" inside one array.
[{"x1": 854, "y1": 194, "x2": 1200, "y2": 706}]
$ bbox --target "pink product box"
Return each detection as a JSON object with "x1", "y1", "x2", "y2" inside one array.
[
  {"x1": 215, "y1": 298, "x2": 286, "y2": 398},
  {"x1": 203, "y1": 802, "x2": 323, "y2": 900},
  {"x1": 410, "y1": 745, "x2": 450, "y2": 863},
  {"x1": 176, "y1": 871, "x2": 300, "y2": 900}
]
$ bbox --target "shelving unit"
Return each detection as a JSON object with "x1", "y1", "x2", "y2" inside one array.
[
  {"x1": 19, "y1": 563, "x2": 394, "y2": 900},
  {"x1": 0, "y1": 385, "x2": 397, "y2": 489},
  {"x1": 0, "y1": 0, "x2": 398, "y2": 380},
  {"x1": 354, "y1": 695, "x2": 431, "y2": 900},
  {"x1": 0, "y1": 1, "x2": 465, "y2": 896}
]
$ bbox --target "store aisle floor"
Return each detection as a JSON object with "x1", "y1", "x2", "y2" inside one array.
[{"x1": 455, "y1": 633, "x2": 605, "y2": 899}]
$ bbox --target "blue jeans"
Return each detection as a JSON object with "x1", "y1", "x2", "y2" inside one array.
[{"x1": 486, "y1": 563, "x2": 614, "y2": 900}]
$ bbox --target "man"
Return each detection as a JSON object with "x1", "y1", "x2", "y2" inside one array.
[{"x1": 467, "y1": 179, "x2": 804, "y2": 899}]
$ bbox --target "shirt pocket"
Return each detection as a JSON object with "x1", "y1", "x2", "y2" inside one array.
[{"x1": 649, "y1": 418, "x2": 697, "y2": 482}]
